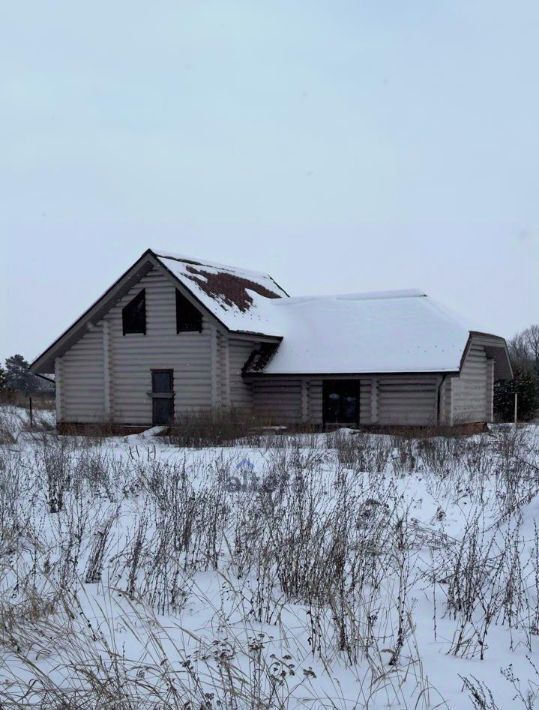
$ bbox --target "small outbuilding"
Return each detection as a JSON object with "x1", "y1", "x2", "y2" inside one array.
[{"x1": 30, "y1": 249, "x2": 512, "y2": 429}]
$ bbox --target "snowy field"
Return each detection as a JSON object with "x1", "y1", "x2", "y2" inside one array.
[{"x1": 1, "y1": 405, "x2": 539, "y2": 708}]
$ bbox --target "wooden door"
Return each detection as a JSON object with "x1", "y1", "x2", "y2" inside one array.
[
  {"x1": 323, "y1": 380, "x2": 360, "y2": 426},
  {"x1": 151, "y1": 370, "x2": 174, "y2": 426}
]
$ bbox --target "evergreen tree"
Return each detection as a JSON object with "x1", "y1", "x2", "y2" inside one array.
[
  {"x1": 494, "y1": 366, "x2": 538, "y2": 422},
  {"x1": 4, "y1": 354, "x2": 43, "y2": 394},
  {"x1": 495, "y1": 323, "x2": 539, "y2": 421}
]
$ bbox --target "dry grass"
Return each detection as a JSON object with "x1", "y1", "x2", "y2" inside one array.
[
  {"x1": 166, "y1": 408, "x2": 319, "y2": 448},
  {"x1": 0, "y1": 390, "x2": 55, "y2": 410},
  {"x1": 0, "y1": 419, "x2": 538, "y2": 707}
]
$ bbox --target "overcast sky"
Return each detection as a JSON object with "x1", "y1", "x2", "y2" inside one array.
[{"x1": 1, "y1": 0, "x2": 538, "y2": 363}]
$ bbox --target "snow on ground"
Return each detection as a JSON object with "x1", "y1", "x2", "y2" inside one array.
[
  {"x1": 0, "y1": 403, "x2": 55, "y2": 443},
  {"x1": 1, "y1": 410, "x2": 539, "y2": 708}
]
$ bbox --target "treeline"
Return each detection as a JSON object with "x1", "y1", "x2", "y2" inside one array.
[
  {"x1": 495, "y1": 324, "x2": 539, "y2": 421},
  {"x1": 0, "y1": 354, "x2": 54, "y2": 395}
]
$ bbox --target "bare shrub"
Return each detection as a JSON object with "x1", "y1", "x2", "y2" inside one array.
[
  {"x1": 84, "y1": 512, "x2": 117, "y2": 583},
  {"x1": 461, "y1": 675, "x2": 501, "y2": 709},
  {"x1": 329, "y1": 429, "x2": 391, "y2": 473},
  {"x1": 168, "y1": 408, "x2": 266, "y2": 447},
  {"x1": 39, "y1": 440, "x2": 72, "y2": 513},
  {"x1": 462, "y1": 657, "x2": 539, "y2": 710},
  {"x1": 0, "y1": 418, "x2": 16, "y2": 445}
]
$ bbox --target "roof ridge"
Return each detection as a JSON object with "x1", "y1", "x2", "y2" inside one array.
[
  {"x1": 275, "y1": 289, "x2": 427, "y2": 305},
  {"x1": 338, "y1": 288, "x2": 426, "y2": 301},
  {"x1": 152, "y1": 248, "x2": 274, "y2": 280}
]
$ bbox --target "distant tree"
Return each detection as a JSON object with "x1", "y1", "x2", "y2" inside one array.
[
  {"x1": 4, "y1": 354, "x2": 44, "y2": 394},
  {"x1": 0, "y1": 365, "x2": 6, "y2": 390},
  {"x1": 494, "y1": 366, "x2": 538, "y2": 422},
  {"x1": 509, "y1": 325, "x2": 539, "y2": 371},
  {"x1": 523, "y1": 324, "x2": 539, "y2": 366},
  {"x1": 508, "y1": 333, "x2": 532, "y2": 369},
  {"x1": 495, "y1": 324, "x2": 539, "y2": 421}
]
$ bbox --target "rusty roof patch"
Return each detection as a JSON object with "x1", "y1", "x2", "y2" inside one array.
[{"x1": 184, "y1": 265, "x2": 283, "y2": 312}]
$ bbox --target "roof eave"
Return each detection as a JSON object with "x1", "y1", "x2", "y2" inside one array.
[
  {"x1": 465, "y1": 331, "x2": 514, "y2": 380},
  {"x1": 244, "y1": 369, "x2": 461, "y2": 378},
  {"x1": 30, "y1": 250, "x2": 156, "y2": 373}
]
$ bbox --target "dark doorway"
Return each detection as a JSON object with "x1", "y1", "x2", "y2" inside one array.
[
  {"x1": 323, "y1": 380, "x2": 360, "y2": 426},
  {"x1": 151, "y1": 370, "x2": 174, "y2": 426}
]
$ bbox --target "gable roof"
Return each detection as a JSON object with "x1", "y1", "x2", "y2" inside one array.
[
  {"x1": 154, "y1": 250, "x2": 288, "y2": 336},
  {"x1": 30, "y1": 249, "x2": 287, "y2": 373},
  {"x1": 30, "y1": 249, "x2": 512, "y2": 380}
]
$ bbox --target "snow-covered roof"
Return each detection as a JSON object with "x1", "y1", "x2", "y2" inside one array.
[
  {"x1": 243, "y1": 290, "x2": 474, "y2": 375},
  {"x1": 154, "y1": 249, "x2": 288, "y2": 336},
  {"x1": 155, "y1": 251, "x2": 504, "y2": 375},
  {"x1": 30, "y1": 248, "x2": 510, "y2": 378}
]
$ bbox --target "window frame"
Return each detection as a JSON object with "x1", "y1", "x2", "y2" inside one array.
[
  {"x1": 176, "y1": 289, "x2": 203, "y2": 333},
  {"x1": 122, "y1": 289, "x2": 147, "y2": 335}
]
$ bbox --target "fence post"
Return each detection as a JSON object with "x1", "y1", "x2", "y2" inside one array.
[
  {"x1": 514, "y1": 392, "x2": 518, "y2": 426},
  {"x1": 29, "y1": 396, "x2": 33, "y2": 429}
]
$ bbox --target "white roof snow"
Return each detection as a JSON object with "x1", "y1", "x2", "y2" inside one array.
[
  {"x1": 155, "y1": 251, "x2": 476, "y2": 374},
  {"x1": 255, "y1": 291, "x2": 473, "y2": 375}
]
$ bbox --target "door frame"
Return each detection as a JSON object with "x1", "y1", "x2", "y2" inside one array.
[
  {"x1": 151, "y1": 369, "x2": 175, "y2": 425},
  {"x1": 322, "y1": 379, "x2": 360, "y2": 427}
]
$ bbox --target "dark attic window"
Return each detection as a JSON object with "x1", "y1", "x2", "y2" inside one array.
[
  {"x1": 122, "y1": 289, "x2": 146, "y2": 335},
  {"x1": 176, "y1": 289, "x2": 202, "y2": 332}
]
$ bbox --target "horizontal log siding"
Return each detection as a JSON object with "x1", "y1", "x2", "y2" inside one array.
[
  {"x1": 308, "y1": 380, "x2": 323, "y2": 425},
  {"x1": 216, "y1": 332, "x2": 228, "y2": 408},
  {"x1": 486, "y1": 359, "x2": 495, "y2": 422},
  {"x1": 252, "y1": 378, "x2": 303, "y2": 424},
  {"x1": 62, "y1": 270, "x2": 211, "y2": 425},
  {"x1": 377, "y1": 376, "x2": 439, "y2": 426},
  {"x1": 55, "y1": 357, "x2": 64, "y2": 422},
  {"x1": 60, "y1": 327, "x2": 105, "y2": 422},
  {"x1": 228, "y1": 339, "x2": 255, "y2": 410},
  {"x1": 347, "y1": 377, "x2": 439, "y2": 426},
  {"x1": 250, "y1": 375, "x2": 439, "y2": 426},
  {"x1": 439, "y1": 376, "x2": 452, "y2": 426},
  {"x1": 360, "y1": 380, "x2": 373, "y2": 423},
  {"x1": 105, "y1": 267, "x2": 213, "y2": 424},
  {"x1": 451, "y1": 343, "x2": 489, "y2": 424},
  {"x1": 52, "y1": 267, "x2": 264, "y2": 425},
  {"x1": 254, "y1": 378, "x2": 367, "y2": 426}
]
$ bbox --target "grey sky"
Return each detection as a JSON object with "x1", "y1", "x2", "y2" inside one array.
[{"x1": 1, "y1": 0, "x2": 538, "y2": 363}]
